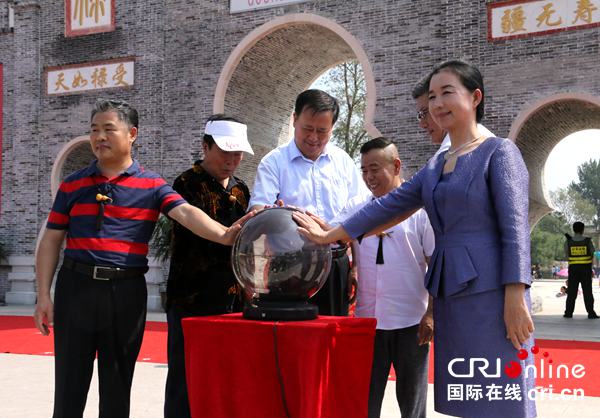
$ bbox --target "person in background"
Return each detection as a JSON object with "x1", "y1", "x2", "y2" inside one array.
[
  {"x1": 563, "y1": 221, "x2": 598, "y2": 319},
  {"x1": 332, "y1": 137, "x2": 434, "y2": 418},
  {"x1": 412, "y1": 75, "x2": 494, "y2": 156}
]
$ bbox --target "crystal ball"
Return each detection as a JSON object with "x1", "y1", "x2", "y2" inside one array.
[{"x1": 232, "y1": 207, "x2": 332, "y2": 302}]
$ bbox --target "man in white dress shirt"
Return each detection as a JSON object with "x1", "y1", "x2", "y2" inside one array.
[
  {"x1": 411, "y1": 76, "x2": 494, "y2": 156},
  {"x1": 249, "y1": 89, "x2": 368, "y2": 315},
  {"x1": 333, "y1": 137, "x2": 434, "y2": 418}
]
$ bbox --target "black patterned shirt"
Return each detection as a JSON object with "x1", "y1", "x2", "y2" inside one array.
[{"x1": 166, "y1": 160, "x2": 250, "y2": 313}]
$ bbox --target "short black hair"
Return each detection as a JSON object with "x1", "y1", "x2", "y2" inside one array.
[
  {"x1": 294, "y1": 89, "x2": 339, "y2": 125},
  {"x1": 429, "y1": 60, "x2": 485, "y2": 122},
  {"x1": 411, "y1": 75, "x2": 429, "y2": 99},
  {"x1": 203, "y1": 113, "x2": 243, "y2": 149},
  {"x1": 91, "y1": 99, "x2": 138, "y2": 129},
  {"x1": 360, "y1": 136, "x2": 393, "y2": 154},
  {"x1": 573, "y1": 221, "x2": 585, "y2": 234}
]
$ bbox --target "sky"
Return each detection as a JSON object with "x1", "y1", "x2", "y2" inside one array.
[{"x1": 544, "y1": 129, "x2": 600, "y2": 192}]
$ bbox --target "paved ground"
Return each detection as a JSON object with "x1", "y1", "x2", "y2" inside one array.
[{"x1": 1, "y1": 279, "x2": 599, "y2": 417}]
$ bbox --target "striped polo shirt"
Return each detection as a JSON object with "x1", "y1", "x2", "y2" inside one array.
[{"x1": 47, "y1": 159, "x2": 185, "y2": 268}]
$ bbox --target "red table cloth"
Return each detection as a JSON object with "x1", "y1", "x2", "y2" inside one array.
[{"x1": 183, "y1": 313, "x2": 376, "y2": 418}]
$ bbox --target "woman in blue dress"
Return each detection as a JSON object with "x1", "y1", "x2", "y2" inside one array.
[{"x1": 294, "y1": 60, "x2": 536, "y2": 418}]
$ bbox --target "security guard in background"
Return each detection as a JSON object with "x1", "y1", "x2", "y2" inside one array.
[{"x1": 564, "y1": 221, "x2": 598, "y2": 319}]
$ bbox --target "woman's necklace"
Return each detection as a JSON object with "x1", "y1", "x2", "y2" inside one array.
[{"x1": 446, "y1": 134, "x2": 485, "y2": 157}]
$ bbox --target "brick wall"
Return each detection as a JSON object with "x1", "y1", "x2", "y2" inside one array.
[
  {"x1": 0, "y1": 0, "x2": 599, "y2": 300},
  {"x1": 61, "y1": 142, "x2": 95, "y2": 181}
]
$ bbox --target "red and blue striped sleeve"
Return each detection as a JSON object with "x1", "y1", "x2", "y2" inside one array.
[
  {"x1": 46, "y1": 188, "x2": 70, "y2": 230},
  {"x1": 156, "y1": 181, "x2": 186, "y2": 214}
]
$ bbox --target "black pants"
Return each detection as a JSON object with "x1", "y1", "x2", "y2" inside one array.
[
  {"x1": 565, "y1": 264, "x2": 596, "y2": 315},
  {"x1": 164, "y1": 305, "x2": 213, "y2": 418},
  {"x1": 368, "y1": 326, "x2": 429, "y2": 418},
  {"x1": 53, "y1": 266, "x2": 147, "y2": 418},
  {"x1": 311, "y1": 253, "x2": 350, "y2": 316}
]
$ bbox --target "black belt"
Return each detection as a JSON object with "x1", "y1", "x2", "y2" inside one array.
[
  {"x1": 63, "y1": 257, "x2": 148, "y2": 281},
  {"x1": 331, "y1": 245, "x2": 348, "y2": 259}
]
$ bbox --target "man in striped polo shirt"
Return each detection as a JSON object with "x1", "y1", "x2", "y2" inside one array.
[{"x1": 33, "y1": 99, "x2": 250, "y2": 418}]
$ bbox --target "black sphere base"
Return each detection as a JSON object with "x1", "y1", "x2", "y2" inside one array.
[{"x1": 243, "y1": 300, "x2": 318, "y2": 321}]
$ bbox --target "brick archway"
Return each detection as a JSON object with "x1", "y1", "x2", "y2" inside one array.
[
  {"x1": 49, "y1": 136, "x2": 93, "y2": 197},
  {"x1": 509, "y1": 93, "x2": 600, "y2": 228},
  {"x1": 36, "y1": 136, "x2": 93, "y2": 254},
  {"x1": 213, "y1": 13, "x2": 378, "y2": 185}
]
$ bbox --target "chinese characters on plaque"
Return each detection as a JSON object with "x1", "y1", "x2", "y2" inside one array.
[
  {"x1": 45, "y1": 59, "x2": 134, "y2": 96},
  {"x1": 65, "y1": 0, "x2": 115, "y2": 37},
  {"x1": 230, "y1": 0, "x2": 309, "y2": 14},
  {"x1": 489, "y1": 0, "x2": 599, "y2": 40}
]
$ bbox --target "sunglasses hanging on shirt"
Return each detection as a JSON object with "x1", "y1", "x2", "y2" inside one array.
[{"x1": 95, "y1": 188, "x2": 113, "y2": 231}]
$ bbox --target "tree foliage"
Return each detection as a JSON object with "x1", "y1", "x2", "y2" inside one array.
[
  {"x1": 569, "y1": 158, "x2": 600, "y2": 228},
  {"x1": 531, "y1": 159, "x2": 600, "y2": 267},
  {"x1": 549, "y1": 185, "x2": 596, "y2": 225},
  {"x1": 319, "y1": 60, "x2": 368, "y2": 159},
  {"x1": 530, "y1": 213, "x2": 568, "y2": 266}
]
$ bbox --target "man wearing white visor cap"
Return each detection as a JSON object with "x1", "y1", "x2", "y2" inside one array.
[
  {"x1": 205, "y1": 119, "x2": 254, "y2": 155},
  {"x1": 164, "y1": 114, "x2": 253, "y2": 418}
]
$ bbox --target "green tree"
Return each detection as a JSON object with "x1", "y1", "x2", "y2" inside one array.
[
  {"x1": 550, "y1": 185, "x2": 596, "y2": 225},
  {"x1": 317, "y1": 60, "x2": 368, "y2": 159},
  {"x1": 530, "y1": 213, "x2": 568, "y2": 266},
  {"x1": 570, "y1": 159, "x2": 600, "y2": 228}
]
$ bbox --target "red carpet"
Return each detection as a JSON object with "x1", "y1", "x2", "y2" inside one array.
[
  {"x1": 0, "y1": 316, "x2": 167, "y2": 363},
  {"x1": 2, "y1": 315, "x2": 600, "y2": 397}
]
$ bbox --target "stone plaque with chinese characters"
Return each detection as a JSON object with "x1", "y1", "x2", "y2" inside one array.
[
  {"x1": 45, "y1": 59, "x2": 134, "y2": 96},
  {"x1": 230, "y1": 0, "x2": 310, "y2": 14},
  {"x1": 65, "y1": 0, "x2": 115, "y2": 37},
  {"x1": 488, "y1": 0, "x2": 600, "y2": 40}
]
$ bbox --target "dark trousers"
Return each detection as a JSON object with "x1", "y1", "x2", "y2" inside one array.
[
  {"x1": 53, "y1": 266, "x2": 147, "y2": 418},
  {"x1": 164, "y1": 305, "x2": 207, "y2": 418},
  {"x1": 312, "y1": 253, "x2": 350, "y2": 316},
  {"x1": 565, "y1": 264, "x2": 596, "y2": 315},
  {"x1": 368, "y1": 325, "x2": 429, "y2": 418}
]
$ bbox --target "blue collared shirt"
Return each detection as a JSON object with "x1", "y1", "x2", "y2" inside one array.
[{"x1": 249, "y1": 140, "x2": 368, "y2": 223}]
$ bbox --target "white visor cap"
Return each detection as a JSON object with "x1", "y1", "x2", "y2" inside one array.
[{"x1": 205, "y1": 120, "x2": 254, "y2": 155}]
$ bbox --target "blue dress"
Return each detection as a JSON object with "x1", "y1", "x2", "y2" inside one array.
[{"x1": 343, "y1": 137, "x2": 536, "y2": 418}]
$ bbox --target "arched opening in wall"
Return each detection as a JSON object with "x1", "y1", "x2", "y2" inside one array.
[
  {"x1": 50, "y1": 136, "x2": 94, "y2": 196},
  {"x1": 511, "y1": 95, "x2": 600, "y2": 278},
  {"x1": 214, "y1": 14, "x2": 379, "y2": 186},
  {"x1": 36, "y1": 136, "x2": 94, "y2": 255},
  {"x1": 529, "y1": 129, "x2": 600, "y2": 276},
  {"x1": 509, "y1": 94, "x2": 600, "y2": 230},
  {"x1": 61, "y1": 143, "x2": 95, "y2": 179},
  {"x1": 544, "y1": 129, "x2": 600, "y2": 210},
  {"x1": 308, "y1": 60, "x2": 370, "y2": 161}
]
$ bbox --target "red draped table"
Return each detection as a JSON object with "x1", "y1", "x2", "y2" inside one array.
[{"x1": 182, "y1": 313, "x2": 376, "y2": 418}]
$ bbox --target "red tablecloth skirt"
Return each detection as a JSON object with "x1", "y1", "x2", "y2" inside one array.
[{"x1": 183, "y1": 313, "x2": 376, "y2": 418}]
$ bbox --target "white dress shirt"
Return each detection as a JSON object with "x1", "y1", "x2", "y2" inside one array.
[
  {"x1": 249, "y1": 140, "x2": 368, "y2": 223},
  {"x1": 333, "y1": 194, "x2": 435, "y2": 330},
  {"x1": 434, "y1": 123, "x2": 495, "y2": 157}
]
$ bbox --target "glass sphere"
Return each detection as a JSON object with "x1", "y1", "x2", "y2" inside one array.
[{"x1": 232, "y1": 207, "x2": 332, "y2": 302}]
